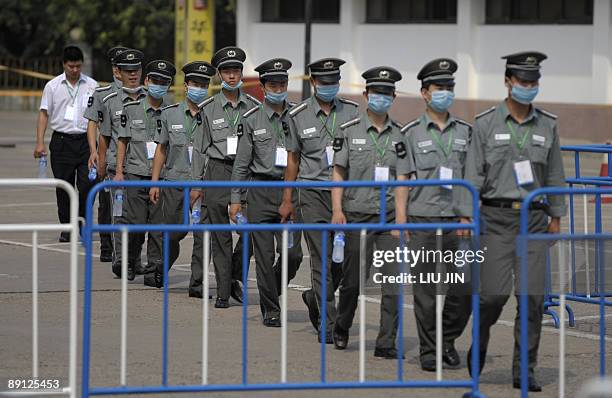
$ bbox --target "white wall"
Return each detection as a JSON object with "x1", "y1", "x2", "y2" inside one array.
[{"x1": 237, "y1": 0, "x2": 612, "y2": 105}]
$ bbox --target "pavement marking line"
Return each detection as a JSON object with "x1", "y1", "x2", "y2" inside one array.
[
  {"x1": 0, "y1": 201, "x2": 56, "y2": 208},
  {"x1": 0, "y1": 238, "x2": 86, "y2": 256},
  {"x1": 542, "y1": 313, "x2": 612, "y2": 324},
  {"x1": 496, "y1": 319, "x2": 612, "y2": 342}
]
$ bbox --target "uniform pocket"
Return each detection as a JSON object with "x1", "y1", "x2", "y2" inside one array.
[
  {"x1": 129, "y1": 125, "x2": 147, "y2": 142},
  {"x1": 486, "y1": 140, "x2": 510, "y2": 166},
  {"x1": 415, "y1": 149, "x2": 438, "y2": 170},
  {"x1": 528, "y1": 145, "x2": 549, "y2": 164}
]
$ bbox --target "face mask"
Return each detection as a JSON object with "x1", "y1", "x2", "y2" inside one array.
[
  {"x1": 315, "y1": 84, "x2": 340, "y2": 103},
  {"x1": 113, "y1": 77, "x2": 123, "y2": 88},
  {"x1": 122, "y1": 86, "x2": 142, "y2": 94},
  {"x1": 186, "y1": 86, "x2": 208, "y2": 104},
  {"x1": 265, "y1": 90, "x2": 288, "y2": 105},
  {"x1": 368, "y1": 93, "x2": 393, "y2": 114},
  {"x1": 428, "y1": 90, "x2": 455, "y2": 112},
  {"x1": 148, "y1": 84, "x2": 169, "y2": 99},
  {"x1": 222, "y1": 80, "x2": 243, "y2": 91},
  {"x1": 511, "y1": 83, "x2": 539, "y2": 104}
]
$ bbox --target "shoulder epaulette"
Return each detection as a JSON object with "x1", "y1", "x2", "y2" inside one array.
[
  {"x1": 243, "y1": 106, "x2": 260, "y2": 119},
  {"x1": 391, "y1": 119, "x2": 402, "y2": 129},
  {"x1": 124, "y1": 100, "x2": 141, "y2": 107},
  {"x1": 288, "y1": 102, "x2": 296, "y2": 108},
  {"x1": 400, "y1": 119, "x2": 419, "y2": 133},
  {"x1": 95, "y1": 85, "x2": 112, "y2": 92},
  {"x1": 245, "y1": 93, "x2": 261, "y2": 105},
  {"x1": 340, "y1": 117, "x2": 361, "y2": 130},
  {"x1": 160, "y1": 103, "x2": 180, "y2": 111},
  {"x1": 198, "y1": 97, "x2": 215, "y2": 109},
  {"x1": 475, "y1": 106, "x2": 496, "y2": 119},
  {"x1": 536, "y1": 108, "x2": 558, "y2": 120},
  {"x1": 338, "y1": 97, "x2": 359, "y2": 107},
  {"x1": 102, "y1": 91, "x2": 117, "y2": 103},
  {"x1": 289, "y1": 102, "x2": 308, "y2": 117},
  {"x1": 455, "y1": 118, "x2": 472, "y2": 128}
]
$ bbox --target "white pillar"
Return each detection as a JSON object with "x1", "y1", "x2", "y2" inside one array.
[
  {"x1": 339, "y1": 0, "x2": 365, "y2": 94},
  {"x1": 592, "y1": 0, "x2": 612, "y2": 104},
  {"x1": 456, "y1": 0, "x2": 485, "y2": 99},
  {"x1": 236, "y1": 0, "x2": 261, "y2": 73}
]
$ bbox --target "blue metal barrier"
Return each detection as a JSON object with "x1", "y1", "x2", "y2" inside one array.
[
  {"x1": 520, "y1": 187, "x2": 610, "y2": 397},
  {"x1": 81, "y1": 179, "x2": 485, "y2": 397}
]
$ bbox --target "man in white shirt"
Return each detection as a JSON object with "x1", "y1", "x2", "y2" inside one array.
[{"x1": 33, "y1": 45, "x2": 98, "y2": 241}]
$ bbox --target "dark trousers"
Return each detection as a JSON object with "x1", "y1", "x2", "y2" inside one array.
[
  {"x1": 297, "y1": 188, "x2": 343, "y2": 333},
  {"x1": 49, "y1": 131, "x2": 92, "y2": 226},
  {"x1": 97, "y1": 189, "x2": 113, "y2": 254},
  {"x1": 247, "y1": 184, "x2": 303, "y2": 319},
  {"x1": 476, "y1": 206, "x2": 548, "y2": 378},
  {"x1": 408, "y1": 216, "x2": 472, "y2": 361},
  {"x1": 202, "y1": 159, "x2": 249, "y2": 300},
  {"x1": 110, "y1": 171, "x2": 141, "y2": 273},
  {"x1": 336, "y1": 212, "x2": 399, "y2": 349}
]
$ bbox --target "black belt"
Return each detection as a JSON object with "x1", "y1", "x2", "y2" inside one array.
[
  {"x1": 53, "y1": 131, "x2": 86, "y2": 139},
  {"x1": 209, "y1": 157, "x2": 234, "y2": 166},
  {"x1": 482, "y1": 199, "x2": 547, "y2": 210},
  {"x1": 252, "y1": 173, "x2": 283, "y2": 181}
]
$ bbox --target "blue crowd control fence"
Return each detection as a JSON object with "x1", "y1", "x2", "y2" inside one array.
[
  {"x1": 81, "y1": 179, "x2": 486, "y2": 398},
  {"x1": 542, "y1": 145, "x2": 612, "y2": 327},
  {"x1": 520, "y1": 186, "x2": 610, "y2": 398}
]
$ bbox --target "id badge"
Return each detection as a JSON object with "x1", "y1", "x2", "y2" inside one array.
[
  {"x1": 325, "y1": 146, "x2": 334, "y2": 167},
  {"x1": 439, "y1": 166, "x2": 453, "y2": 190},
  {"x1": 64, "y1": 105, "x2": 75, "y2": 121},
  {"x1": 227, "y1": 136, "x2": 238, "y2": 155},
  {"x1": 146, "y1": 141, "x2": 157, "y2": 160},
  {"x1": 513, "y1": 159, "x2": 534, "y2": 186},
  {"x1": 275, "y1": 147, "x2": 288, "y2": 167},
  {"x1": 374, "y1": 166, "x2": 390, "y2": 181},
  {"x1": 188, "y1": 145, "x2": 193, "y2": 164}
]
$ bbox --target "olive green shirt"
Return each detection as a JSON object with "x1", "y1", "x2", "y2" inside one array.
[
  {"x1": 286, "y1": 96, "x2": 360, "y2": 188},
  {"x1": 397, "y1": 112, "x2": 472, "y2": 217},
  {"x1": 456, "y1": 100, "x2": 566, "y2": 218},
  {"x1": 333, "y1": 112, "x2": 403, "y2": 215},
  {"x1": 117, "y1": 96, "x2": 165, "y2": 177},
  {"x1": 83, "y1": 81, "x2": 121, "y2": 136}
]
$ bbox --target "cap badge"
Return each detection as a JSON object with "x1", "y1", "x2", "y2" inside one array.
[
  {"x1": 273, "y1": 61, "x2": 283, "y2": 70},
  {"x1": 198, "y1": 65, "x2": 208, "y2": 72},
  {"x1": 526, "y1": 56, "x2": 537, "y2": 65},
  {"x1": 323, "y1": 61, "x2": 334, "y2": 69},
  {"x1": 158, "y1": 62, "x2": 166, "y2": 70},
  {"x1": 379, "y1": 70, "x2": 389, "y2": 78},
  {"x1": 227, "y1": 50, "x2": 236, "y2": 57},
  {"x1": 126, "y1": 53, "x2": 135, "y2": 61},
  {"x1": 439, "y1": 60, "x2": 450, "y2": 70}
]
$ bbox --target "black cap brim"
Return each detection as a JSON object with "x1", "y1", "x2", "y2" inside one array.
[
  {"x1": 426, "y1": 78, "x2": 455, "y2": 86},
  {"x1": 218, "y1": 61, "x2": 244, "y2": 70},
  {"x1": 313, "y1": 74, "x2": 340, "y2": 83},
  {"x1": 185, "y1": 76, "x2": 210, "y2": 84},
  {"x1": 263, "y1": 74, "x2": 288, "y2": 82},
  {"x1": 511, "y1": 69, "x2": 541, "y2": 81},
  {"x1": 118, "y1": 64, "x2": 141, "y2": 71}
]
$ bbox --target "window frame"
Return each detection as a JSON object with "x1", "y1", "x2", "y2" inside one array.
[
  {"x1": 364, "y1": 0, "x2": 457, "y2": 24},
  {"x1": 485, "y1": 0, "x2": 593, "y2": 25},
  {"x1": 260, "y1": 0, "x2": 341, "y2": 24}
]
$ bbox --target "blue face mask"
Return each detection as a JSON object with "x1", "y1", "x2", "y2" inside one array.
[
  {"x1": 148, "y1": 84, "x2": 169, "y2": 99},
  {"x1": 428, "y1": 90, "x2": 455, "y2": 112},
  {"x1": 511, "y1": 83, "x2": 539, "y2": 104},
  {"x1": 186, "y1": 86, "x2": 208, "y2": 104},
  {"x1": 315, "y1": 84, "x2": 340, "y2": 103},
  {"x1": 368, "y1": 93, "x2": 393, "y2": 114},
  {"x1": 265, "y1": 90, "x2": 288, "y2": 105},
  {"x1": 222, "y1": 80, "x2": 243, "y2": 91}
]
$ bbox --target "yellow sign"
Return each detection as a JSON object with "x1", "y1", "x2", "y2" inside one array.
[{"x1": 174, "y1": 0, "x2": 215, "y2": 99}]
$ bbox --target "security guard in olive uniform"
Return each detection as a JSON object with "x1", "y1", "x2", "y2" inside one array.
[
  {"x1": 395, "y1": 58, "x2": 472, "y2": 371},
  {"x1": 196, "y1": 46, "x2": 260, "y2": 308},
  {"x1": 280, "y1": 58, "x2": 359, "y2": 343},
  {"x1": 97, "y1": 49, "x2": 147, "y2": 277},
  {"x1": 229, "y1": 58, "x2": 303, "y2": 327},
  {"x1": 148, "y1": 61, "x2": 215, "y2": 289},
  {"x1": 456, "y1": 51, "x2": 566, "y2": 391},
  {"x1": 84, "y1": 46, "x2": 127, "y2": 263},
  {"x1": 115, "y1": 60, "x2": 176, "y2": 281},
  {"x1": 331, "y1": 66, "x2": 403, "y2": 358}
]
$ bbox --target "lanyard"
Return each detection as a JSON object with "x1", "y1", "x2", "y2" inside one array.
[
  {"x1": 319, "y1": 111, "x2": 336, "y2": 139},
  {"x1": 64, "y1": 80, "x2": 81, "y2": 104},
  {"x1": 183, "y1": 112, "x2": 198, "y2": 143},
  {"x1": 506, "y1": 120, "x2": 531, "y2": 151},
  {"x1": 368, "y1": 129, "x2": 390, "y2": 160},
  {"x1": 428, "y1": 128, "x2": 453, "y2": 159},
  {"x1": 270, "y1": 116, "x2": 285, "y2": 146},
  {"x1": 224, "y1": 105, "x2": 240, "y2": 131},
  {"x1": 142, "y1": 102, "x2": 160, "y2": 139}
]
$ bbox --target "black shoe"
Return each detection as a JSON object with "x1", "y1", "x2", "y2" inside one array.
[
  {"x1": 215, "y1": 297, "x2": 229, "y2": 308},
  {"x1": 111, "y1": 264, "x2": 122, "y2": 278},
  {"x1": 263, "y1": 317, "x2": 281, "y2": 327},
  {"x1": 302, "y1": 290, "x2": 319, "y2": 332},
  {"x1": 317, "y1": 330, "x2": 333, "y2": 344},
  {"x1": 189, "y1": 290, "x2": 203, "y2": 299},
  {"x1": 467, "y1": 349, "x2": 486, "y2": 377},
  {"x1": 230, "y1": 280, "x2": 243, "y2": 304},
  {"x1": 420, "y1": 358, "x2": 436, "y2": 372},
  {"x1": 333, "y1": 326, "x2": 349, "y2": 350},
  {"x1": 374, "y1": 347, "x2": 405, "y2": 360},
  {"x1": 443, "y1": 345, "x2": 461, "y2": 368},
  {"x1": 99, "y1": 252, "x2": 113, "y2": 262},
  {"x1": 127, "y1": 267, "x2": 135, "y2": 281},
  {"x1": 59, "y1": 232, "x2": 70, "y2": 243},
  {"x1": 143, "y1": 272, "x2": 163, "y2": 288},
  {"x1": 513, "y1": 377, "x2": 542, "y2": 392}
]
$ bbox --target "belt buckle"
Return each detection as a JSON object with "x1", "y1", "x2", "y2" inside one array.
[{"x1": 511, "y1": 201, "x2": 521, "y2": 210}]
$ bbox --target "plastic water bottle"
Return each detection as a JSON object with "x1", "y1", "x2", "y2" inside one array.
[
  {"x1": 191, "y1": 198, "x2": 202, "y2": 224},
  {"x1": 287, "y1": 220, "x2": 294, "y2": 249},
  {"x1": 332, "y1": 231, "x2": 345, "y2": 263},
  {"x1": 88, "y1": 167, "x2": 97, "y2": 181},
  {"x1": 113, "y1": 189, "x2": 124, "y2": 217},
  {"x1": 38, "y1": 155, "x2": 47, "y2": 178},
  {"x1": 236, "y1": 212, "x2": 247, "y2": 225}
]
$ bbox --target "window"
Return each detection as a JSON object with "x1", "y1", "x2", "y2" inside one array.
[
  {"x1": 365, "y1": 0, "x2": 457, "y2": 23},
  {"x1": 261, "y1": 0, "x2": 340, "y2": 23},
  {"x1": 486, "y1": 0, "x2": 593, "y2": 24}
]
